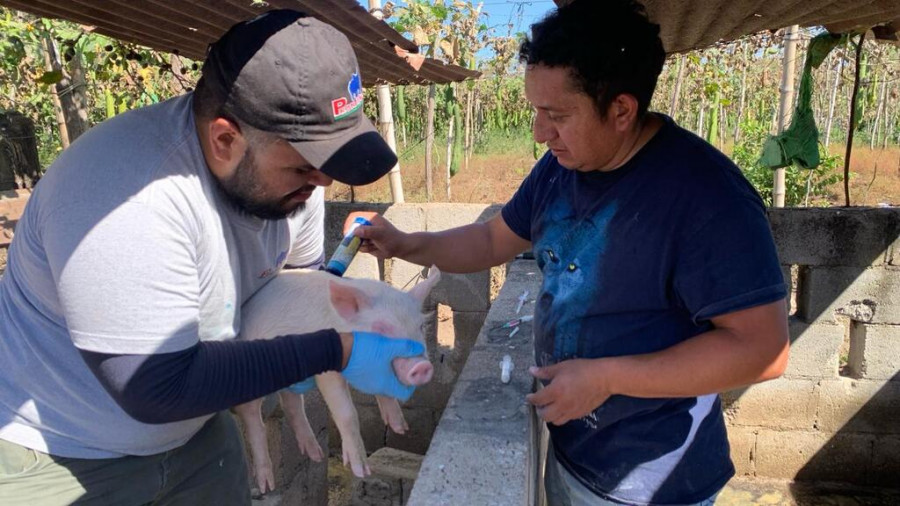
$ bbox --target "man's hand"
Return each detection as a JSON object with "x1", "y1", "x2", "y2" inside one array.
[
  {"x1": 346, "y1": 212, "x2": 411, "y2": 259},
  {"x1": 525, "y1": 359, "x2": 613, "y2": 426},
  {"x1": 341, "y1": 331, "x2": 426, "y2": 402}
]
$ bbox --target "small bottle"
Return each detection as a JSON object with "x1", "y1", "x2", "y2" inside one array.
[{"x1": 325, "y1": 216, "x2": 372, "y2": 276}]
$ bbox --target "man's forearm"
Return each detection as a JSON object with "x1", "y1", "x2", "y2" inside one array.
[
  {"x1": 605, "y1": 326, "x2": 789, "y2": 399},
  {"x1": 79, "y1": 330, "x2": 345, "y2": 424},
  {"x1": 400, "y1": 223, "x2": 498, "y2": 273}
]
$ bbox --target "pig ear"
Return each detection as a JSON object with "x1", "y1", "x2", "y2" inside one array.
[
  {"x1": 407, "y1": 265, "x2": 441, "y2": 303},
  {"x1": 329, "y1": 280, "x2": 369, "y2": 321}
]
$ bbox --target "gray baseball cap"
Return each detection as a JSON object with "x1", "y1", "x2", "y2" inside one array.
[{"x1": 201, "y1": 10, "x2": 396, "y2": 186}]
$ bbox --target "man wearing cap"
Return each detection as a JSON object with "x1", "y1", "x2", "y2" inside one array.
[{"x1": 0, "y1": 10, "x2": 416, "y2": 504}]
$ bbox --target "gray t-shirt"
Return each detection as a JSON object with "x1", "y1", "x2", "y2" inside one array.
[{"x1": 0, "y1": 94, "x2": 325, "y2": 458}]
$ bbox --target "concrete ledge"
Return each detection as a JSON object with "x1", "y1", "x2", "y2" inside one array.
[{"x1": 407, "y1": 260, "x2": 542, "y2": 506}]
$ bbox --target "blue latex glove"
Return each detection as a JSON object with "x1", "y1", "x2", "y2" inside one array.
[
  {"x1": 342, "y1": 331, "x2": 425, "y2": 402},
  {"x1": 286, "y1": 376, "x2": 316, "y2": 395}
]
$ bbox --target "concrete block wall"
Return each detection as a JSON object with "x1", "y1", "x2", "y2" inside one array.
[{"x1": 726, "y1": 208, "x2": 900, "y2": 487}]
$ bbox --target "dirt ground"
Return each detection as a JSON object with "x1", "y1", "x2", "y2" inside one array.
[
  {"x1": 325, "y1": 144, "x2": 900, "y2": 208},
  {"x1": 824, "y1": 145, "x2": 900, "y2": 207}
]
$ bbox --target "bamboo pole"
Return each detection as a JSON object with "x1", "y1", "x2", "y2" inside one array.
[
  {"x1": 41, "y1": 34, "x2": 70, "y2": 149},
  {"x1": 668, "y1": 54, "x2": 685, "y2": 121},
  {"x1": 773, "y1": 25, "x2": 799, "y2": 208},
  {"x1": 368, "y1": 0, "x2": 404, "y2": 203},
  {"x1": 425, "y1": 83, "x2": 436, "y2": 201}
]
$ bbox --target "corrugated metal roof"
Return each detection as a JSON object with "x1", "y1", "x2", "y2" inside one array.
[
  {"x1": 0, "y1": 0, "x2": 480, "y2": 86},
  {"x1": 554, "y1": 0, "x2": 900, "y2": 53}
]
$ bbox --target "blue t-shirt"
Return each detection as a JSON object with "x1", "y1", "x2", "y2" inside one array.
[{"x1": 502, "y1": 115, "x2": 786, "y2": 505}]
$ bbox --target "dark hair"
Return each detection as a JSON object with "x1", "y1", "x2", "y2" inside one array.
[
  {"x1": 519, "y1": 0, "x2": 666, "y2": 118},
  {"x1": 191, "y1": 75, "x2": 222, "y2": 121},
  {"x1": 192, "y1": 76, "x2": 275, "y2": 147}
]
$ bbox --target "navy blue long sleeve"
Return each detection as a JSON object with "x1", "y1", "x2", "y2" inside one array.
[{"x1": 78, "y1": 330, "x2": 342, "y2": 424}]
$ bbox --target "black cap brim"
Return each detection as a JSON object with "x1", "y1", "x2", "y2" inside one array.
[{"x1": 290, "y1": 118, "x2": 397, "y2": 186}]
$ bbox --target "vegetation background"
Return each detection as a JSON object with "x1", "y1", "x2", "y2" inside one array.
[{"x1": 1, "y1": 1, "x2": 898, "y2": 207}]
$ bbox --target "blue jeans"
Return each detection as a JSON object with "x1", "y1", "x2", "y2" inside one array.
[{"x1": 544, "y1": 445, "x2": 719, "y2": 506}]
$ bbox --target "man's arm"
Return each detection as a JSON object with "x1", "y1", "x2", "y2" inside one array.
[
  {"x1": 527, "y1": 299, "x2": 789, "y2": 425},
  {"x1": 81, "y1": 330, "x2": 421, "y2": 424},
  {"x1": 351, "y1": 212, "x2": 531, "y2": 273},
  {"x1": 79, "y1": 330, "x2": 345, "y2": 424}
]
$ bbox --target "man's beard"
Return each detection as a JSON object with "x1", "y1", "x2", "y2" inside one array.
[{"x1": 218, "y1": 146, "x2": 304, "y2": 220}]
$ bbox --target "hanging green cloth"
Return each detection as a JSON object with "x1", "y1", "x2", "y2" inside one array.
[{"x1": 759, "y1": 33, "x2": 845, "y2": 170}]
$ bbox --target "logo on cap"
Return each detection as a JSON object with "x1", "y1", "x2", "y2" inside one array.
[{"x1": 331, "y1": 73, "x2": 363, "y2": 120}]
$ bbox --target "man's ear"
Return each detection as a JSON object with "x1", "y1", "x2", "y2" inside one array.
[
  {"x1": 206, "y1": 117, "x2": 246, "y2": 165},
  {"x1": 609, "y1": 94, "x2": 640, "y2": 132}
]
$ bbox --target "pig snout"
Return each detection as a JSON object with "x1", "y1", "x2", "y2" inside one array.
[{"x1": 392, "y1": 356, "x2": 433, "y2": 386}]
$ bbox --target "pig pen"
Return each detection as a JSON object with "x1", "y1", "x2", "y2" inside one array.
[{"x1": 238, "y1": 205, "x2": 900, "y2": 505}]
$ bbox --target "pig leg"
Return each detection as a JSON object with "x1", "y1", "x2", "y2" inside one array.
[
  {"x1": 279, "y1": 390, "x2": 324, "y2": 462},
  {"x1": 375, "y1": 395, "x2": 408, "y2": 434},
  {"x1": 316, "y1": 371, "x2": 371, "y2": 477},
  {"x1": 233, "y1": 398, "x2": 276, "y2": 494}
]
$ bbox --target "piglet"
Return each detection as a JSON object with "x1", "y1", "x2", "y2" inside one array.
[{"x1": 235, "y1": 266, "x2": 440, "y2": 494}]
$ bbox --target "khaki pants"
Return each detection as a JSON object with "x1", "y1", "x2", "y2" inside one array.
[{"x1": 0, "y1": 412, "x2": 251, "y2": 506}]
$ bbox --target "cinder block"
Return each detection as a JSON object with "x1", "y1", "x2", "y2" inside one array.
[
  {"x1": 871, "y1": 434, "x2": 900, "y2": 487},
  {"x1": 768, "y1": 208, "x2": 900, "y2": 267},
  {"x1": 791, "y1": 432, "x2": 875, "y2": 485},
  {"x1": 382, "y1": 204, "x2": 427, "y2": 234},
  {"x1": 860, "y1": 323, "x2": 900, "y2": 380},
  {"x1": 781, "y1": 265, "x2": 793, "y2": 314},
  {"x1": 344, "y1": 252, "x2": 380, "y2": 280},
  {"x1": 784, "y1": 319, "x2": 843, "y2": 378},
  {"x1": 407, "y1": 311, "x2": 487, "y2": 412},
  {"x1": 751, "y1": 429, "x2": 824, "y2": 479},
  {"x1": 725, "y1": 425, "x2": 757, "y2": 476},
  {"x1": 323, "y1": 202, "x2": 389, "y2": 256},
  {"x1": 423, "y1": 203, "x2": 499, "y2": 231},
  {"x1": 797, "y1": 266, "x2": 900, "y2": 324},
  {"x1": 0, "y1": 247, "x2": 7, "y2": 276},
  {"x1": 723, "y1": 378, "x2": 818, "y2": 430},
  {"x1": 815, "y1": 379, "x2": 900, "y2": 434},
  {"x1": 428, "y1": 270, "x2": 492, "y2": 312},
  {"x1": 388, "y1": 258, "x2": 430, "y2": 295}
]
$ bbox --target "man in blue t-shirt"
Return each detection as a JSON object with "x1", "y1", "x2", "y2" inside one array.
[{"x1": 350, "y1": 1, "x2": 789, "y2": 504}]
